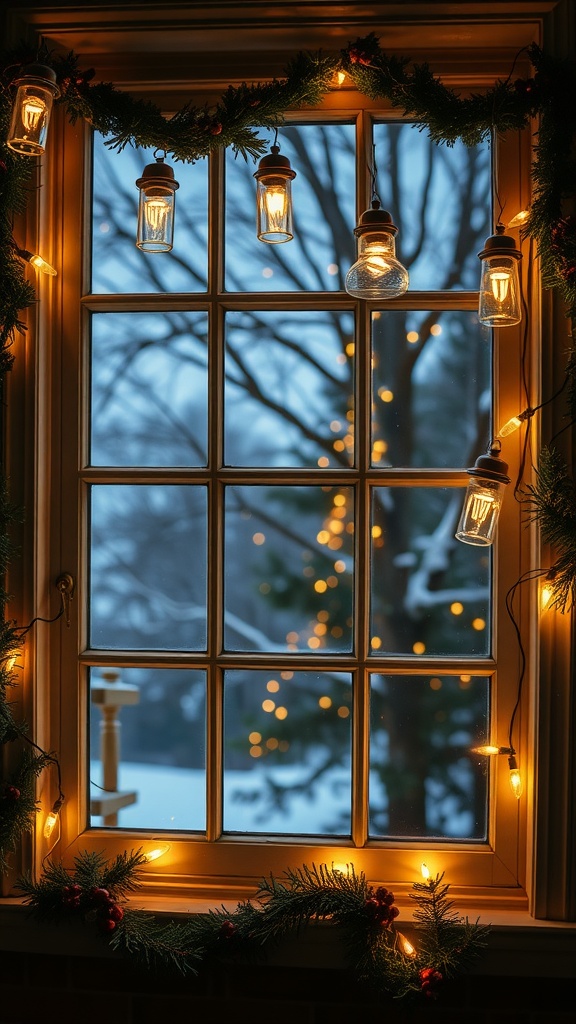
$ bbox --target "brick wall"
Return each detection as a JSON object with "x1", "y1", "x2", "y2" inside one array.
[{"x1": 1, "y1": 952, "x2": 575, "y2": 1024}]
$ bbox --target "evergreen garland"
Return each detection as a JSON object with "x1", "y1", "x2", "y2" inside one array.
[
  {"x1": 15, "y1": 853, "x2": 489, "y2": 1002},
  {"x1": 0, "y1": 32, "x2": 574, "y2": 987}
]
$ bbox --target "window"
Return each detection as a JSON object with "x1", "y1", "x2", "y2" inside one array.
[{"x1": 19, "y1": 9, "x2": 549, "y2": 907}]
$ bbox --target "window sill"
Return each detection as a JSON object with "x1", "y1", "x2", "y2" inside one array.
[{"x1": 1, "y1": 897, "x2": 574, "y2": 978}]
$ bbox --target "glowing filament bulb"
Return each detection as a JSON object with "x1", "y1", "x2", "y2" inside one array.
[
  {"x1": 263, "y1": 186, "x2": 288, "y2": 226},
  {"x1": 363, "y1": 241, "x2": 393, "y2": 276},
  {"x1": 43, "y1": 811, "x2": 59, "y2": 839},
  {"x1": 472, "y1": 745, "x2": 503, "y2": 756},
  {"x1": 508, "y1": 755, "x2": 523, "y2": 798},
  {"x1": 144, "y1": 196, "x2": 170, "y2": 237},
  {"x1": 498, "y1": 415, "x2": 523, "y2": 437},
  {"x1": 28, "y1": 253, "x2": 57, "y2": 276},
  {"x1": 421, "y1": 863, "x2": 430, "y2": 881},
  {"x1": 490, "y1": 270, "x2": 511, "y2": 303},
  {"x1": 144, "y1": 842, "x2": 170, "y2": 863},
  {"x1": 470, "y1": 490, "x2": 497, "y2": 527},
  {"x1": 22, "y1": 95, "x2": 47, "y2": 132},
  {"x1": 397, "y1": 932, "x2": 417, "y2": 958}
]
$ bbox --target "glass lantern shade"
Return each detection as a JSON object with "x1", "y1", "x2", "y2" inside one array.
[
  {"x1": 7, "y1": 64, "x2": 60, "y2": 156},
  {"x1": 455, "y1": 444, "x2": 510, "y2": 546},
  {"x1": 478, "y1": 226, "x2": 522, "y2": 326},
  {"x1": 135, "y1": 152, "x2": 179, "y2": 252},
  {"x1": 254, "y1": 144, "x2": 296, "y2": 243},
  {"x1": 345, "y1": 202, "x2": 409, "y2": 299}
]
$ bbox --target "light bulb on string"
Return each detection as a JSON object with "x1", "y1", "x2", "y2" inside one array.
[
  {"x1": 455, "y1": 439, "x2": 510, "y2": 546},
  {"x1": 346, "y1": 146, "x2": 409, "y2": 300},
  {"x1": 7, "y1": 63, "x2": 60, "y2": 156},
  {"x1": 508, "y1": 753, "x2": 523, "y2": 799},
  {"x1": 15, "y1": 245, "x2": 57, "y2": 276},
  {"x1": 478, "y1": 223, "x2": 522, "y2": 327},
  {"x1": 43, "y1": 795, "x2": 64, "y2": 840},
  {"x1": 142, "y1": 842, "x2": 171, "y2": 864},
  {"x1": 471, "y1": 745, "x2": 522, "y2": 799},
  {"x1": 253, "y1": 129, "x2": 296, "y2": 243},
  {"x1": 135, "y1": 149, "x2": 179, "y2": 252},
  {"x1": 396, "y1": 931, "x2": 417, "y2": 958},
  {"x1": 497, "y1": 408, "x2": 531, "y2": 438},
  {"x1": 345, "y1": 200, "x2": 409, "y2": 299},
  {"x1": 540, "y1": 568, "x2": 558, "y2": 611}
]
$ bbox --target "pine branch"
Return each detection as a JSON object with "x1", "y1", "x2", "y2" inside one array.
[{"x1": 111, "y1": 909, "x2": 203, "y2": 975}]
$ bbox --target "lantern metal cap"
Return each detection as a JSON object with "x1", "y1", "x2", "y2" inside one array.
[
  {"x1": 354, "y1": 200, "x2": 398, "y2": 238},
  {"x1": 254, "y1": 144, "x2": 296, "y2": 180},
  {"x1": 14, "y1": 62, "x2": 60, "y2": 97},
  {"x1": 467, "y1": 440, "x2": 510, "y2": 483},
  {"x1": 478, "y1": 223, "x2": 521, "y2": 262},
  {"x1": 136, "y1": 150, "x2": 179, "y2": 192}
]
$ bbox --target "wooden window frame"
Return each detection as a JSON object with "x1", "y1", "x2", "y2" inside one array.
[{"x1": 3, "y1": 2, "x2": 574, "y2": 921}]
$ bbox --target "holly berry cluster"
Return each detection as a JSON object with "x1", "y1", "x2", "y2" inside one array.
[
  {"x1": 1, "y1": 784, "x2": 20, "y2": 801},
  {"x1": 218, "y1": 919, "x2": 236, "y2": 939},
  {"x1": 419, "y1": 966, "x2": 443, "y2": 999},
  {"x1": 61, "y1": 883, "x2": 125, "y2": 932},
  {"x1": 363, "y1": 885, "x2": 399, "y2": 928}
]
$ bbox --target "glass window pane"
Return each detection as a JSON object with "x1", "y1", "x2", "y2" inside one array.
[
  {"x1": 91, "y1": 136, "x2": 208, "y2": 293},
  {"x1": 369, "y1": 674, "x2": 489, "y2": 839},
  {"x1": 224, "y1": 669, "x2": 352, "y2": 835},
  {"x1": 225, "y1": 123, "x2": 356, "y2": 292},
  {"x1": 90, "y1": 485, "x2": 207, "y2": 650},
  {"x1": 89, "y1": 666, "x2": 205, "y2": 830},
  {"x1": 373, "y1": 124, "x2": 490, "y2": 290},
  {"x1": 90, "y1": 311, "x2": 208, "y2": 467},
  {"x1": 371, "y1": 487, "x2": 490, "y2": 656},
  {"x1": 224, "y1": 310, "x2": 354, "y2": 467},
  {"x1": 224, "y1": 485, "x2": 354, "y2": 653},
  {"x1": 371, "y1": 310, "x2": 491, "y2": 469}
]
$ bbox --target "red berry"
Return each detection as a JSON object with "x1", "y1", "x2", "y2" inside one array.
[
  {"x1": 90, "y1": 887, "x2": 111, "y2": 903},
  {"x1": 99, "y1": 917, "x2": 117, "y2": 932},
  {"x1": 3, "y1": 785, "x2": 20, "y2": 800},
  {"x1": 107, "y1": 904, "x2": 124, "y2": 922},
  {"x1": 210, "y1": 122, "x2": 223, "y2": 135},
  {"x1": 219, "y1": 919, "x2": 236, "y2": 938}
]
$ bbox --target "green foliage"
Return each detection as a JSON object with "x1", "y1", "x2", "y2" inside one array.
[
  {"x1": 523, "y1": 446, "x2": 576, "y2": 612},
  {"x1": 0, "y1": 750, "x2": 57, "y2": 872},
  {"x1": 16, "y1": 853, "x2": 489, "y2": 999}
]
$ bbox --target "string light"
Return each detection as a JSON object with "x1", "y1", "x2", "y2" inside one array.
[
  {"x1": 253, "y1": 129, "x2": 296, "y2": 243},
  {"x1": 135, "y1": 150, "x2": 179, "y2": 252},
  {"x1": 345, "y1": 199, "x2": 409, "y2": 299},
  {"x1": 43, "y1": 795, "x2": 64, "y2": 840},
  {"x1": 471, "y1": 745, "x2": 522, "y2": 799},
  {"x1": 142, "y1": 842, "x2": 171, "y2": 863},
  {"x1": 6, "y1": 63, "x2": 60, "y2": 156},
  {"x1": 396, "y1": 931, "x2": 417, "y2": 958},
  {"x1": 455, "y1": 439, "x2": 510, "y2": 546},
  {"x1": 15, "y1": 246, "x2": 57, "y2": 276},
  {"x1": 420, "y1": 863, "x2": 430, "y2": 882},
  {"x1": 478, "y1": 223, "x2": 522, "y2": 326},
  {"x1": 497, "y1": 408, "x2": 531, "y2": 437}
]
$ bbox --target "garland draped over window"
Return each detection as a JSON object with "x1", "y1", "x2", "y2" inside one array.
[{"x1": 1, "y1": 33, "x2": 575, "y2": 1002}]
